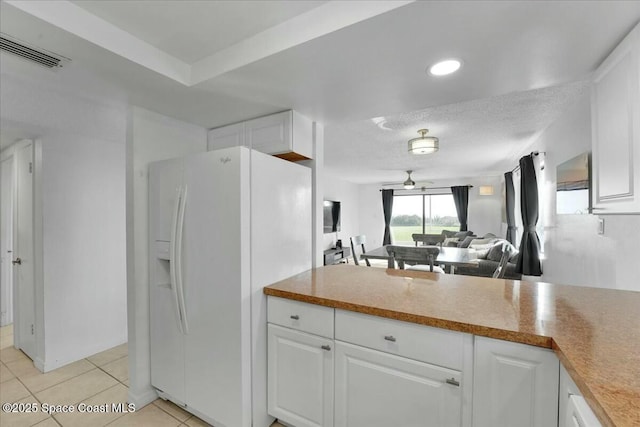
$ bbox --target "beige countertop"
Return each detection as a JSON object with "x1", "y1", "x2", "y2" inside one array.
[{"x1": 263, "y1": 264, "x2": 640, "y2": 427}]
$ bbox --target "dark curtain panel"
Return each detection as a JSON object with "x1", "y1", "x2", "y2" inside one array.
[
  {"x1": 504, "y1": 172, "x2": 517, "y2": 244},
  {"x1": 382, "y1": 189, "x2": 394, "y2": 245},
  {"x1": 451, "y1": 186, "x2": 469, "y2": 231},
  {"x1": 331, "y1": 203, "x2": 340, "y2": 232},
  {"x1": 515, "y1": 155, "x2": 543, "y2": 276}
]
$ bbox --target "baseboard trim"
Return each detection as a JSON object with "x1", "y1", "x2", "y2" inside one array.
[{"x1": 127, "y1": 387, "x2": 157, "y2": 409}]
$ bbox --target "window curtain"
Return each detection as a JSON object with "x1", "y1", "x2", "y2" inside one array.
[
  {"x1": 504, "y1": 172, "x2": 517, "y2": 244},
  {"x1": 515, "y1": 154, "x2": 543, "y2": 276},
  {"x1": 381, "y1": 189, "x2": 394, "y2": 245},
  {"x1": 331, "y1": 203, "x2": 340, "y2": 232},
  {"x1": 451, "y1": 186, "x2": 469, "y2": 231}
]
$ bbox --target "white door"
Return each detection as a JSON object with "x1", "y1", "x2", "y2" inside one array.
[
  {"x1": 14, "y1": 142, "x2": 36, "y2": 359},
  {"x1": 335, "y1": 341, "x2": 462, "y2": 427},
  {"x1": 149, "y1": 157, "x2": 186, "y2": 404},
  {"x1": 473, "y1": 336, "x2": 559, "y2": 427},
  {"x1": 1, "y1": 156, "x2": 14, "y2": 327},
  {"x1": 268, "y1": 324, "x2": 334, "y2": 427}
]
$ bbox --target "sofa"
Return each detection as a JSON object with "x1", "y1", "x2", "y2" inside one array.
[{"x1": 438, "y1": 231, "x2": 522, "y2": 280}]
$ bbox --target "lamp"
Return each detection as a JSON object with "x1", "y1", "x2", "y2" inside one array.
[
  {"x1": 408, "y1": 129, "x2": 439, "y2": 154},
  {"x1": 403, "y1": 170, "x2": 415, "y2": 189},
  {"x1": 479, "y1": 185, "x2": 494, "y2": 196}
]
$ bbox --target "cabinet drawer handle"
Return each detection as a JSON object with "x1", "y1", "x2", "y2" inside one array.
[
  {"x1": 384, "y1": 335, "x2": 396, "y2": 342},
  {"x1": 321, "y1": 345, "x2": 331, "y2": 351},
  {"x1": 290, "y1": 315, "x2": 299, "y2": 320},
  {"x1": 445, "y1": 378, "x2": 460, "y2": 387}
]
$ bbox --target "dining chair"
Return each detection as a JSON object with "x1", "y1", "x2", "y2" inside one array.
[
  {"x1": 385, "y1": 245, "x2": 444, "y2": 273},
  {"x1": 350, "y1": 235, "x2": 371, "y2": 267},
  {"x1": 492, "y1": 243, "x2": 512, "y2": 279}
]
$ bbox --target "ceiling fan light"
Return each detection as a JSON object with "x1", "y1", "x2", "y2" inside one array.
[
  {"x1": 408, "y1": 129, "x2": 439, "y2": 155},
  {"x1": 403, "y1": 170, "x2": 415, "y2": 189}
]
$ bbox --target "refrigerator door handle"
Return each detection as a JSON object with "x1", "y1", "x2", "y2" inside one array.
[
  {"x1": 169, "y1": 186, "x2": 184, "y2": 334},
  {"x1": 175, "y1": 184, "x2": 189, "y2": 334}
]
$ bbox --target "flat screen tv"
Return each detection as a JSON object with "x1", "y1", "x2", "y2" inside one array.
[
  {"x1": 323, "y1": 200, "x2": 341, "y2": 233},
  {"x1": 556, "y1": 152, "x2": 591, "y2": 215}
]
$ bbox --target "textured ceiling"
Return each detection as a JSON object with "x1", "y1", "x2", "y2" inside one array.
[{"x1": 325, "y1": 81, "x2": 591, "y2": 184}]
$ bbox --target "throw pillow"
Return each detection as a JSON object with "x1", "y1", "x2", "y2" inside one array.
[
  {"x1": 468, "y1": 237, "x2": 496, "y2": 247},
  {"x1": 454, "y1": 231, "x2": 473, "y2": 239},
  {"x1": 487, "y1": 243, "x2": 505, "y2": 262},
  {"x1": 457, "y1": 235, "x2": 476, "y2": 248},
  {"x1": 443, "y1": 237, "x2": 460, "y2": 247},
  {"x1": 441, "y1": 230, "x2": 456, "y2": 238},
  {"x1": 473, "y1": 246, "x2": 492, "y2": 259}
]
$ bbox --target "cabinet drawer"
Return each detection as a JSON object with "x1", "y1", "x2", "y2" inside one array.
[
  {"x1": 335, "y1": 309, "x2": 467, "y2": 370},
  {"x1": 268, "y1": 296, "x2": 334, "y2": 338}
]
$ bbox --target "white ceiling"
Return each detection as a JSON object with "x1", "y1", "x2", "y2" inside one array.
[
  {"x1": 1, "y1": 1, "x2": 639, "y2": 183},
  {"x1": 71, "y1": 0, "x2": 327, "y2": 63}
]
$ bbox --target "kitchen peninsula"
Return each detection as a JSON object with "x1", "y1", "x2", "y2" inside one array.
[{"x1": 264, "y1": 264, "x2": 640, "y2": 427}]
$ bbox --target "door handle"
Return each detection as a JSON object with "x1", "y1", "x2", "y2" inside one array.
[{"x1": 12, "y1": 258, "x2": 22, "y2": 265}]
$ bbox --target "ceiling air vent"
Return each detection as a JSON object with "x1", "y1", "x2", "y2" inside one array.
[{"x1": 0, "y1": 33, "x2": 69, "y2": 69}]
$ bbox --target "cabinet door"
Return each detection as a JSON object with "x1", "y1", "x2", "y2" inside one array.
[
  {"x1": 268, "y1": 324, "x2": 334, "y2": 427},
  {"x1": 246, "y1": 111, "x2": 292, "y2": 155},
  {"x1": 473, "y1": 337, "x2": 559, "y2": 427},
  {"x1": 559, "y1": 365, "x2": 581, "y2": 427},
  {"x1": 565, "y1": 395, "x2": 603, "y2": 427},
  {"x1": 335, "y1": 341, "x2": 462, "y2": 427},
  {"x1": 592, "y1": 23, "x2": 640, "y2": 213},
  {"x1": 207, "y1": 122, "x2": 245, "y2": 151}
]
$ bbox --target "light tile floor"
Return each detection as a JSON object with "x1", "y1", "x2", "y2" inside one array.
[{"x1": 0, "y1": 325, "x2": 285, "y2": 427}]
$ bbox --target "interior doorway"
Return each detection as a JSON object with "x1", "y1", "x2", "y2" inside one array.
[
  {"x1": 0, "y1": 139, "x2": 36, "y2": 359},
  {"x1": 1, "y1": 154, "x2": 14, "y2": 328}
]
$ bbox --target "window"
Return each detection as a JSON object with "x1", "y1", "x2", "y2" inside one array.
[{"x1": 390, "y1": 194, "x2": 460, "y2": 244}]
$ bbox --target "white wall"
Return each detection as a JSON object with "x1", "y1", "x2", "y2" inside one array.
[
  {"x1": 358, "y1": 184, "x2": 386, "y2": 250},
  {"x1": 0, "y1": 55, "x2": 129, "y2": 370},
  {"x1": 126, "y1": 106, "x2": 206, "y2": 406},
  {"x1": 518, "y1": 91, "x2": 640, "y2": 291},
  {"x1": 322, "y1": 175, "x2": 361, "y2": 250}
]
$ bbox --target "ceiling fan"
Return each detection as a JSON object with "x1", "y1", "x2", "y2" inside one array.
[{"x1": 381, "y1": 170, "x2": 433, "y2": 190}]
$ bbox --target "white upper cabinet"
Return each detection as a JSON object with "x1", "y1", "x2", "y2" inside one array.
[
  {"x1": 207, "y1": 122, "x2": 244, "y2": 151},
  {"x1": 592, "y1": 23, "x2": 640, "y2": 214},
  {"x1": 208, "y1": 110, "x2": 313, "y2": 161}
]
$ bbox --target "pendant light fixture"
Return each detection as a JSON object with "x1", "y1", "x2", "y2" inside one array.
[
  {"x1": 403, "y1": 170, "x2": 415, "y2": 189},
  {"x1": 408, "y1": 129, "x2": 439, "y2": 154}
]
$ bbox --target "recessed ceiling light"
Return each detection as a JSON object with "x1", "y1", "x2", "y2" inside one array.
[{"x1": 429, "y1": 59, "x2": 462, "y2": 76}]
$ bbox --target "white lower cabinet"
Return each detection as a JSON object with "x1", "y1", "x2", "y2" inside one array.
[
  {"x1": 334, "y1": 341, "x2": 463, "y2": 427},
  {"x1": 267, "y1": 324, "x2": 334, "y2": 427},
  {"x1": 559, "y1": 365, "x2": 602, "y2": 427},
  {"x1": 266, "y1": 297, "x2": 604, "y2": 427},
  {"x1": 472, "y1": 336, "x2": 559, "y2": 427}
]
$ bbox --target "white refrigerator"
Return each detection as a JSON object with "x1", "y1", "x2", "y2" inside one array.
[{"x1": 149, "y1": 146, "x2": 312, "y2": 427}]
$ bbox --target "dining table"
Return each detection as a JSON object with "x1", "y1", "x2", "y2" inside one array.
[{"x1": 360, "y1": 244, "x2": 480, "y2": 274}]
